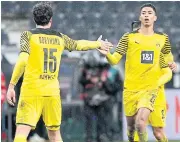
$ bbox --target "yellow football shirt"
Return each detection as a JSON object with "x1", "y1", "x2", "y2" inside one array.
[
  {"x1": 14, "y1": 28, "x2": 101, "y2": 96},
  {"x1": 107, "y1": 30, "x2": 173, "y2": 91}
]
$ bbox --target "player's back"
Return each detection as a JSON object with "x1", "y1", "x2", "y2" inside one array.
[
  {"x1": 122, "y1": 31, "x2": 168, "y2": 91},
  {"x1": 21, "y1": 28, "x2": 65, "y2": 97}
]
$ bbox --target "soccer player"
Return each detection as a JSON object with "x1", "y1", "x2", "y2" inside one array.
[
  {"x1": 98, "y1": 3, "x2": 176, "y2": 142},
  {"x1": 6, "y1": 2, "x2": 113, "y2": 142},
  {"x1": 131, "y1": 21, "x2": 173, "y2": 142}
]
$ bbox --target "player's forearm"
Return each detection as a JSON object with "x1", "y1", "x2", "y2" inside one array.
[
  {"x1": 106, "y1": 52, "x2": 122, "y2": 65},
  {"x1": 158, "y1": 68, "x2": 172, "y2": 87},
  {"x1": 163, "y1": 52, "x2": 174, "y2": 64},
  {"x1": 10, "y1": 52, "x2": 29, "y2": 86},
  {"x1": 75, "y1": 40, "x2": 101, "y2": 50}
]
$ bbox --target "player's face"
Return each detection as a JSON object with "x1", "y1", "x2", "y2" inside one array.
[{"x1": 139, "y1": 7, "x2": 157, "y2": 27}]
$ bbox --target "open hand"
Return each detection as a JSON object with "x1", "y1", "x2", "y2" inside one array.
[
  {"x1": 6, "y1": 84, "x2": 16, "y2": 106},
  {"x1": 97, "y1": 36, "x2": 111, "y2": 55},
  {"x1": 98, "y1": 35, "x2": 113, "y2": 51}
]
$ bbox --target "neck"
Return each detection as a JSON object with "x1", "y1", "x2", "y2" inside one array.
[
  {"x1": 36, "y1": 24, "x2": 50, "y2": 29},
  {"x1": 139, "y1": 24, "x2": 154, "y2": 35}
]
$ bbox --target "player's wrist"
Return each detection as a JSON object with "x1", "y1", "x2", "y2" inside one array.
[
  {"x1": 9, "y1": 83, "x2": 15, "y2": 89},
  {"x1": 97, "y1": 41, "x2": 102, "y2": 49},
  {"x1": 106, "y1": 52, "x2": 111, "y2": 57}
]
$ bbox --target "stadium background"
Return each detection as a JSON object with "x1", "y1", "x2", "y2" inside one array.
[{"x1": 1, "y1": 1, "x2": 180, "y2": 142}]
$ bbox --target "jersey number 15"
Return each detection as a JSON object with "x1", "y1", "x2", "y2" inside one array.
[{"x1": 43, "y1": 48, "x2": 57, "y2": 73}]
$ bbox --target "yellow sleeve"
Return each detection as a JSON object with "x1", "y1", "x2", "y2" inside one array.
[
  {"x1": 115, "y1": 33, "x2": 129, "y2": 55},
  {"x1": 62, "y1": 34, "x2": 101, "y2": 51},
  {"x1": 10, "y1": 31, "x2": 30, "y2": 85},
  {"x1": 106, "y1": 52, "x2": 123, "y2": 65},
  {"x1": 161, "y1": 34, "x2": 174, "y2": 63},
  {"x1": 20, "y1": 31, "x2": 30, "y2": 54},
  {"x1": 158, "y1": 67, "x2": 172, "y2": 87},
  {"x1": 105, "y1": 33, "x2": 128, "y2": 65},
  {"x1": 164, "y1": 52, "x2": 174, "y2": 64},
  {"x1": 159, "y1": 53, "x2": 168, "y2": 69},
  {"x1": 10, "y1": 52, "x2": 29, "y2": 85},
  {"x1": 158, "y1": 53, "x2": 172, "y2": 86}
]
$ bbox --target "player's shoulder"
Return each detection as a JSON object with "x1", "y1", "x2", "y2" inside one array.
[
  {"x1": 60, "y1": 33, "x2": 73, "y2": 40},
  {"x1": 59, "y1": 32, "x2": 66, "y2": 38},
  {"x1": 121, "y1": 32, "x2": 130, "y2": 38},
  {"x1": 20, "y1": 30, "x2": 31, "y2": 40},
  {"x1": 122, "y1": 30, "x2": 139, "y2": 40},
  {"x1": 21, "y1": 30, "x2": 30, "y2": 35},
  {"x1": 119, "y1": 31, "x2": 138, "y2": 41},
  {"x1": 154, "y1": 31, "x2": 169, "y2": 38}
]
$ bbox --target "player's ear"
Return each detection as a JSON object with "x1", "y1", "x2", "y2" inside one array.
[
  {"x1": 50, "y1": 18, "x2": 52, "y2": 23},
  {"x1": 154, "y1": 15, "x2": 157, "y2": 22},
  {"x1": 49, "y1": 18, "x2": 52, "y2": 27}
]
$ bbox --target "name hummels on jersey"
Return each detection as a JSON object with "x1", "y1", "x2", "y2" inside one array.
[{"x1": 39, "y1": 37, "x2": 60, "y2": 45}]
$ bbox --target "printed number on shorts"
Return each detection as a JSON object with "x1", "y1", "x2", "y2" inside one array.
[
  {"x1": 150, "y1": 94, "x2": 156, "y2": 104},
  {"x1": 161, "y1": 109, "x2": 165, "y2": 120}
]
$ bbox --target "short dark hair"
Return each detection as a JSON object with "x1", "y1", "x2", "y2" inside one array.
[
  {"x1": 33, "y1": 2, "x2": 53, "y2": 26},
  {"x1": 131, "y1": 20, "x2": 140, "y2": 31},
  {"x1": 140, "y1": 3, "x2": 157, "y2": 15}
]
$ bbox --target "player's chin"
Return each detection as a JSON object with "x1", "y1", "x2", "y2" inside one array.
[{"x1": 144, "y1": 23, "x2": 151, "y2": 27}]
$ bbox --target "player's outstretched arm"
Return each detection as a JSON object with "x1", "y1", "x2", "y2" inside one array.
[
  {"x1": 98, "y1": 48, "x2": 122, "y2": 65},
  {"x1": 62, "y1": 34, "x2": 113, "y2": 52},
  {"x1": 97, "y1": 33, "x2": 129, "y2": 65}
]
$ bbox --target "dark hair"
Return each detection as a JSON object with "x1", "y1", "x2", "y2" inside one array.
[
  {"x1": 131, "y1": 20, "x2": 141, "y2": 31},
  {"x1": 140, "y1": 3, "x2": 157, "y2": 15},
  {"x1": 33, "y1": 2, "x2": 53, "y2": 26}
]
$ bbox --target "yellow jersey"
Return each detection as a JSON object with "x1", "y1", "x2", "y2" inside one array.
[
  {"x1": 112, "y1": 30, "x2": 172, "y2": 91},
  {"x1": 18, "y1": 28, "x2": 101, "y2": 96}
]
